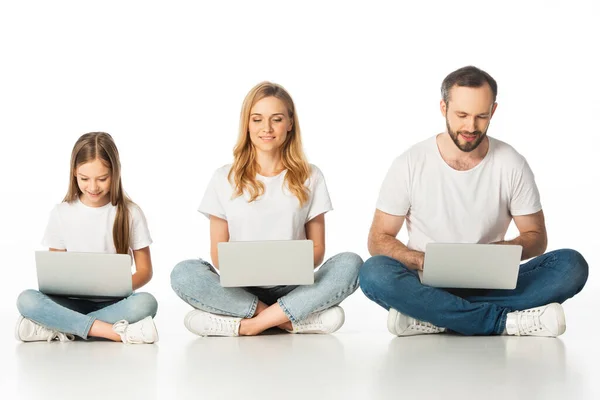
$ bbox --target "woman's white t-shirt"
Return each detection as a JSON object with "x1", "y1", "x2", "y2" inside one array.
[
  {"x1": 376, "y1": 136, "x2": 542, "y2": 252},
  {"x1": 42, "y1": 198, "x2": 153, "y2": 254},
  {"x1": 198, "y1": 164, "x2": 333, "y2": 240}
]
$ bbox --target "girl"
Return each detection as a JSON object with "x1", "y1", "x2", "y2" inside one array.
[
  {"x1": 16, "y1": 132, "x2": 159, "y2": 344},
  {"x1": 170, "y1": 82, "x2": 363, "y2": 337}
]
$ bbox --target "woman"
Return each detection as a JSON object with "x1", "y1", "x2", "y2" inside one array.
[{"x1": 171, "y1": 82, "x2": 363, "y2": 336}]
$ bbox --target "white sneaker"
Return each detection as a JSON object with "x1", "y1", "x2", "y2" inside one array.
[
  {"x1": 287, "y1": 306, "x2": 345, "y2": 334},
  {"x1": 113, "y1": 316, "x2": 159, "y2": 344},
  {"x1": 15, "y1": 316, "x2": 75, "y2": 342},
  {"x1": 387, "y1": 308, "x2": 446, "y2": 336},
  {"x1": 505, "y1": 303, "x2": 566, "y2": 337},
  {"x1": 184, "y1": 310, "x2": 241, "y2": 337}
]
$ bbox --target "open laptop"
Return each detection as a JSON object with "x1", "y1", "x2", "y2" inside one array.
[
  {"x1": 418, "y1": 243, "x2": 522, "y2": 289},
  {"x1": 217, "y1": 240, "x2": 314, "y2": 287},
  {"x1": 35, "y1": 251, "x2": 133, "y2": 298}
]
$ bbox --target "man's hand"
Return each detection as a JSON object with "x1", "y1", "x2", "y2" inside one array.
[{"x1": 368, "y1": 210, "x2": 425, "y2": 270}]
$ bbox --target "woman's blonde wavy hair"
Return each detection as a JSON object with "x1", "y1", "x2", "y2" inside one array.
[
  {"x1": 228, "y1": 82, "x2": 310, "y2": 206},
  {"x1": 63, "y1": 132, "x2": 133, "y2": 254}
]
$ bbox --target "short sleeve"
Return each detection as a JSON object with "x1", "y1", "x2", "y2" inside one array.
[
  {"x1": 306, "y1": 166, "x2": 333, "y2": 222},
  {"x1": 198, "y1": 168, "x2": 227, "y2": 220},
  {"x1": 129, "y1": 204, "x2": 153, "y2": 250},
  {"x1": 41, "y1": 205, "x2": 66, "y2": 249},
  {"x1": 376, "y1": 154, "x2": 411, "y2": 216},
  {"x1": 510, "y1": 158, "x2": 542, "y2": 216}
]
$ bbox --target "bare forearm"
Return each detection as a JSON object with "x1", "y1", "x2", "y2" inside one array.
[
  {"x1": 313, "y1": 245, "x2": 325, "y2": 268},
  {"x1": 368, "y1": 233, "x2": 424, "y2": 270},
  {"x1": 494, "y1": 232, "x2": 547, "y2": 260},
  {"x1": 132, "y1": 271, "x2": 152, "y2": 291},
  {"x1": 131, "y1": 247, "x2": 153, "y2": 291},
  {"x1": 210, "y1": 248, "x2": 220, "y2": 270}
]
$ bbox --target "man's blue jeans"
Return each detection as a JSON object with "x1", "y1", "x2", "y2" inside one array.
[{"x1": 359, "y1": 249, "x2": 588, "y2": 335}]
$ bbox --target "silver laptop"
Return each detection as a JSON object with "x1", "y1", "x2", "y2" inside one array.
[
  {"x1": 35, "y1": 251, "x2": 133, "y2": 298},
  {"x1": 418, "y1": 243, "x2": 522, "y2": 289},
  {"x1": 218, "y1": 240, "x2": 314, "y2": 287}
]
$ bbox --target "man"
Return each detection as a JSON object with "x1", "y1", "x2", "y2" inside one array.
[{"x1": 359, "y1": 66, "x2": 588, "y2": 337}]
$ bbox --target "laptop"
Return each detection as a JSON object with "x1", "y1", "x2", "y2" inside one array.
[
  {"x1": 418, "y1": 243, "x2": 522, "y2": 289},
  {"x1": 217, "y1": 240, "x2": 314, "y2": 287},
  {"x1": 35, "y1": 251, "x2": 133, "y2": 298}
]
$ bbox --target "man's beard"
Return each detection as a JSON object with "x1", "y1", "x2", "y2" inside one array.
[{"x1": 446, "y1": 119, "x2": 487, "y2": 153}]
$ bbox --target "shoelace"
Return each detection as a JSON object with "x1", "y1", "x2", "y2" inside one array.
[
  {"x1": 410, "y1": 319, "x2": 443, "y2": 333},
  {"x1": 33, "y1": 324, "x2": 73, "y2": 342},
  {"x1": 208, "y1": 315, "x2": 239, "y2": 334},
  {"x1": 113, "y1": 320, "x2": 128, "y2": 333},
  {"x1": 50, "y1": 331, "x2": 75, "y2": 342},
  {"x1": 516, "y1": 309, "x2": 543, "y2": 335},
  {"x1": 292, "y1": 313, "x2": 323, "y2": 331},
  {"x1": 113, "y1": 320, "x2": 131, "y2": 342}
]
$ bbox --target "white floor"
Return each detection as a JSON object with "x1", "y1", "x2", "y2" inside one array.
[{"x1": 2, "y1": 290, "x2": 599, "y2": 400}]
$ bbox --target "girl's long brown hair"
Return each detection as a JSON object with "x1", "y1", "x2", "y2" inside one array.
[
  {"x1": 63, "y1": 132, "x2": 132, "y2": 254},
  {"x1": 228, "y1": 82, "x2": 310, "y2": 206}
]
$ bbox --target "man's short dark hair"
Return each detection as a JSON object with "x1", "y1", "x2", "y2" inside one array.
[{"x1": 441, "y1": 66, "x2": 497, "y2": 104}]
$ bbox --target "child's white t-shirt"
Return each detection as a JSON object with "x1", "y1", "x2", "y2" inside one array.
[
  {"x1": 199, "y1": 164, "x2": 333, "y2": 241},
  {"x1": 376, "y1": 135, "x2": 542, "y2": 252},
  {"x1": 42, "y1": 198, "x2": 153, "y2": 254}
]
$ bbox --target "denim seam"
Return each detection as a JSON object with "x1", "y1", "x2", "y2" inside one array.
[
  {"x1": 279, "y1": 281, "x2": 357, "y2": 322},
  {"x1": 81, "y1": 316, "x2": 96, "y2": 340},
  {"x1": 314, "y1": 283, "x2": 356, "y2": 310},
  {"x1": 245, "y1": 296, "x2": 258, "y2": 319},
  {"x1": 496, "y1": 308, "x2": 509, "y2": 335},
  {"x1": 173, "y1": 259, "x2": 257, "y2": 317},
  {"x1": 172, "y1": 285, "x2": 254, "y2": 317},
  {"x1": 277, "y1": 298, "x2": 296, "y2": 322},
  {"x1": 519, "y1": 253, "x2": 559, "y2": 279}
]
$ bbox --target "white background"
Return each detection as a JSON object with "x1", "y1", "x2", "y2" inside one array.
[{"x1": 0, "y1": 1, "x2": 598, "y2": 345}]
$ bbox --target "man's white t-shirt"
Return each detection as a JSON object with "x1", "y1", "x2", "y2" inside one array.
[
  {"x1": 42, "y1": 198, "x2": 153, "y2": 254},
  {"x1": 376, "y1": 135, "x2": 542, "y2": 252},
  {"x1": 199, "y1": 164, "x2": 333, "y2": 241}
]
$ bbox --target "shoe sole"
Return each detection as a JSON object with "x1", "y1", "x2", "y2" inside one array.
[
  {"x1": 387, "y1": 308, "x2": 400, "y2": 335},
  {"x1": 327, "y1": 306, "x2": 345, "y2": 333},
  {"x1": 550, "y1": 303, "x2": 567, "y2": 337},
  {"x1": 387, "y1": 309, "x2": 444, "y2": 336},
  {"x1": 183, "y1": 309, "x2": 241, "y2": 337},
  {"x1": 184, "y1": 309, "x2": 211, "y2": 336},
  {"x1": 14, "y1": 316, "x2": 24, "y2": 341},
  {"x1": 291, "y1": 306, "x2": 346, "y2": 334},
  {"x1": 516, "y1": 303, "x2": 567, "y2": 337},
  {"x1": 147, "y1": 317, "x2": 159, "y2": 343},
  {"x1": 183, "y1": 310, "x2": 198, "y2": 335}
]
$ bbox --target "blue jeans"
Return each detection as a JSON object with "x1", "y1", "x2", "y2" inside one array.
[
  {"x1": 170, "y1": 252, "x2": 363, "y2": 323},
  {"x1": 16, "y1": 289, "x2": 158, "y2": 339},
  {"x1": 359, "y1": 249, "x2": 588, "y2": 335}
]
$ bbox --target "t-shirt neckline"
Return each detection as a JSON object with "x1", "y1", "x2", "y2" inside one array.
[
  {"x1": 257, "y1": 169, "x2": 287, "y2": 181},
  {"x1": 76, "y1": 196, "x2": 113, "y2": 211},
  {"x1": 433, "y1": 134, "x2": 493, "y2": 174}
]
